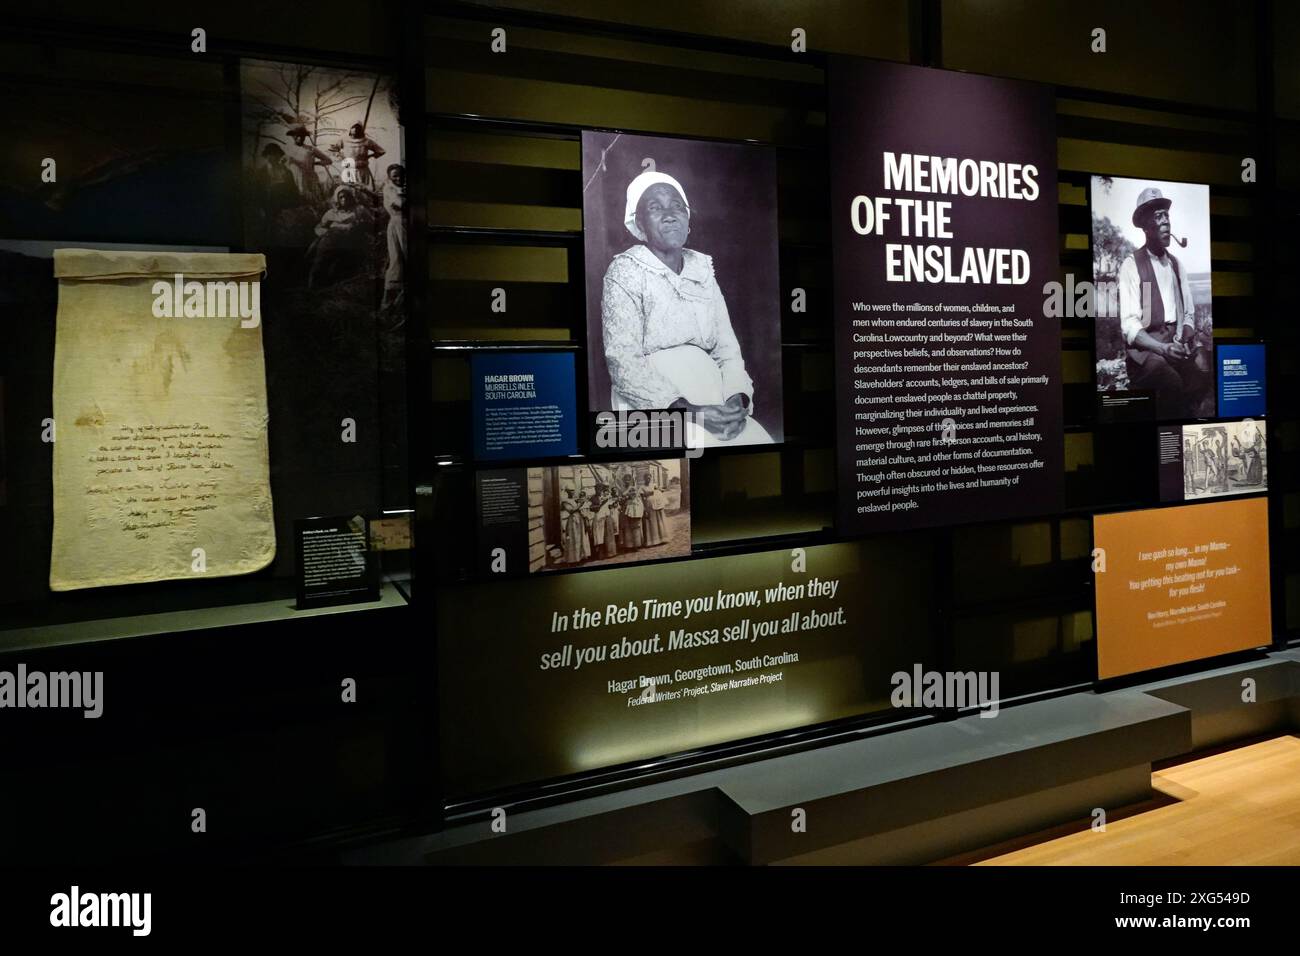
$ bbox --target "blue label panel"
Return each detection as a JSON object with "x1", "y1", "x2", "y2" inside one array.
[
  {"x1": 471, "y1": 352, "x2": 579, "y2": 461},
  {"x1": 1217, "y1": 344, "x2": 1266, "y2": 418}
]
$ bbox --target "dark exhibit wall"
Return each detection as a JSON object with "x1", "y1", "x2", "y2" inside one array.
[
  {"x1": 0, "y1": 45, "x2": 236, "y2": 246},
  {"x1": 427, "y1": 0, "x2": 1299, "y2": 807},
  {"x1": 0, "y1": 42, "x2": 409, "y2": 616},
  {"x1": 0, "y1": 0, "x2": 1295, "y2": 858},
  {"x1": 942, "y1": 1, "x2": 1257, "y2": 112},
  {"x1": 0, "y1": 10, "x2": 425, "y2": 864}
]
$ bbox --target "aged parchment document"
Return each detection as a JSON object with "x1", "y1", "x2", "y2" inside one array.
[{"x1": 50, "y1": 249, "x2": 275, "y2": 591}]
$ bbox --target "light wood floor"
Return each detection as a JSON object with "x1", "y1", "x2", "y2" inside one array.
[{"x1": 976, "y1": 735, "x2": 1300, "y2": 865}]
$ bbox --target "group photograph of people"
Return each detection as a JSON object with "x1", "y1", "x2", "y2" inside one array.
[{"x1": 532, "y1": 460, "x2": 689, "y2": 572}]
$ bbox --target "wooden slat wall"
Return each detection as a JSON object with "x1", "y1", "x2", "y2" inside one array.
[{"x1": 1274, "y1": 115, "x2": 1300, "y2": 635}]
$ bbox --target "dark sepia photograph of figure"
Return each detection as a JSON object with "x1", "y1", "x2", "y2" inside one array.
[
  {"x1": 582, "y1": 131, "x2": 784, "y2": 448},
  {"x1": 241, "y1": 59, "x2": 405, "y2": 310},
  {"x1": 1091, "y1": 175, "x2": 1214, "y2": 419},
  {"x1": 239, "y1": 59, "x2": 409, "y2": 571},
  {"x1": 528, "y1": 459, "x2": 689, "y2": 573}
]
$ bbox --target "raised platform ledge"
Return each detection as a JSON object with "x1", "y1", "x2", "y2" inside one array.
[{"x1": 347, "y1": 649, "x2": 1300, "y2": 865}]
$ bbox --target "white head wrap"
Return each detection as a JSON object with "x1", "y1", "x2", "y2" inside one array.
[{"x1": 623, "y1": 171, "x2": 690, "y2": 241}]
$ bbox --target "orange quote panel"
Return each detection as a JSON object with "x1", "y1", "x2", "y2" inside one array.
[{"x1": 1093, "y1": 497, "x2": 1272, "y2": 679}]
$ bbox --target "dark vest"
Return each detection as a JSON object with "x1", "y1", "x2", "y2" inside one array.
[{"x1": 1133, "y1": 245, "x2": 1184, "y2": 334}]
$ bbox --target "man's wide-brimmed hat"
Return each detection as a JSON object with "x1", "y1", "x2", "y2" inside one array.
[{"x1": 1132, "y1": 186, "x2": 1172, "y2": 227}]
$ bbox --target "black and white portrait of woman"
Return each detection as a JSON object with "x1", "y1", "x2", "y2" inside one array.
[{"x1": 582, "y1": 131, "x2": 784, "y2": 447}]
